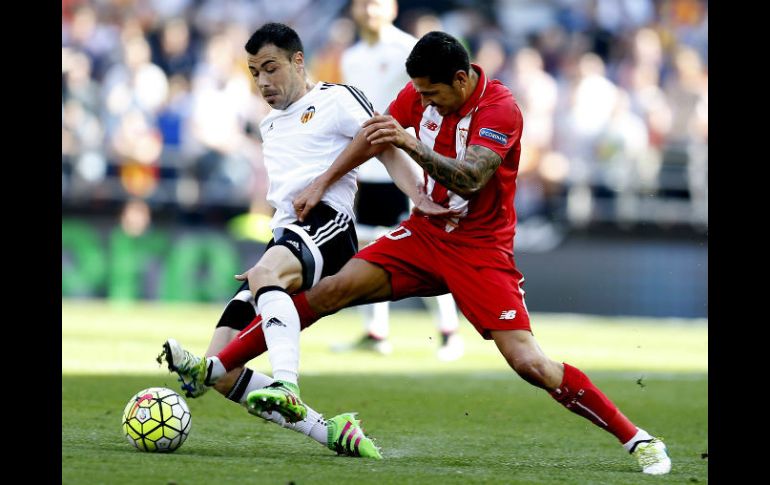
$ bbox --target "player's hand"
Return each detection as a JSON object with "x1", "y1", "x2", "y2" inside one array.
[
  {"x1": 234, "y1": 268, "x2": 260, "y2": 299},
  {"x1": 234, "y1": 271, "x2": 249, "y2": 281},
  {"x1": 363, "y1": 112, "x2": 412, "y2": 149},
  {"x1": 411, "y1": 186, "x2": 462, "y2": 227},
  {"x1": 293, "y1": 179, "x2": 326, "y2": 222}
]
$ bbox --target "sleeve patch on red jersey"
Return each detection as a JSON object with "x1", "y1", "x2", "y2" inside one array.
[{"x1": 479, "y1": 128, "x2": 508, "y2": 145}]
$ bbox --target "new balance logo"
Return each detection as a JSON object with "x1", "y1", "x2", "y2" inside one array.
[
  {"x1": 265, "y1": 317, "x2": 286, "y2": 328},
  {"x1": 499, "y1": 310, "x2": 517, "y2": 320},
  {"x1": 422, "y1": 120, "x2": 439, "y2": 131}
]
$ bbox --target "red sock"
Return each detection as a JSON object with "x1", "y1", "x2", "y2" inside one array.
[
  {"x1": 217, "y1": 292, "x2": 320, "y2": 371},
  {"x1": 292, "y1": 292, "x2": 320, "y2": 327},
  {"x1": 550, "y1": 363, "x2": 638, "y2": 443}
]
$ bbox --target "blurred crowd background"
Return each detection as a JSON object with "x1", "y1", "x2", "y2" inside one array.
[{"x1": 62, "y1": 0, "x2": 707, "y2": 232}]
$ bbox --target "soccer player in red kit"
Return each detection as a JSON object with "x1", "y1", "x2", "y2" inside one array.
[{"x1": 175, "y1": 31, "x2": 671, "y2": 475}]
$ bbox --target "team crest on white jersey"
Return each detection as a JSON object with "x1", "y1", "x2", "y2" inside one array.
[{"x1": 301, "y1": 106, "x2": 316, "y2": 123}]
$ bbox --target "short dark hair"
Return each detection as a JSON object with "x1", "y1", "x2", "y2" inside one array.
[
  {"x1": 245, "y1": 23, "x2": 304, "y2": 58},
  {"x1": 406, "y1": 31, "x2": 470, "y2": 85}
]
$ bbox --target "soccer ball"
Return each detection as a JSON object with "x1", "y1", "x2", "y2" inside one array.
[{"x1": 122, "y1": 387, "x2": 191, "y2": 452}]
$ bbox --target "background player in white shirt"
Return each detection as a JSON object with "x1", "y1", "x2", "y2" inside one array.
[
  {"x1": 336, "y1": 0, "x2": 465, "y2": 361},
  {"x1": 160, "y1": 22, "x2": 452, "y2": 459}
]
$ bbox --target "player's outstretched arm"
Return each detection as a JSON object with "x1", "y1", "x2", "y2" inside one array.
[
  {"x1": 293, "y1": 128, "x2": 385, "y2": 221},
  {"x1": 363, "y1": 114, "x2": 502, "y2": 199},
  {"x1": 378, "y1": 145, "x2": 462, "y2": 219},
  {"x1": 409, "y1": 144, "x2": 502, "y2": 198}
]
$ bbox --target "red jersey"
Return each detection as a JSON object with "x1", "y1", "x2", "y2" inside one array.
[{"x1": 387, "y1": 64, "x2": 523, "y2": 253}]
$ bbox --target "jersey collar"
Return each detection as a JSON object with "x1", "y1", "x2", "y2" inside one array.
[
  {"x1": 456, "y1": 64, "x2": 487, "y2": 118},
  {"x1": 280, "y1": 82, "x2": 320, "y2": 114}
]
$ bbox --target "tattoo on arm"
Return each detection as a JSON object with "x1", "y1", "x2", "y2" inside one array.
[{"x1": 405, "y1": 143, "x2": 502, "y2": 198}]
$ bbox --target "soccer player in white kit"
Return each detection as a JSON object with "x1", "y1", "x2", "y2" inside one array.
[
  {"x1": 336, "y1": 0, "x2": 465, "y2": 361},
  {"x1": 159, "y1": 22, "x2": 451, "y2": 459}
]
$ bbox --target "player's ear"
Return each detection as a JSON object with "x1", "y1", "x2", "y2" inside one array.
[
  {"x1": 453, "y1": 70, "x2": 468, "y2": 97},
  {"x1": 454, "y1": 69, "x2": 468, "y2": 88},
  {"x1": 293, "y1": 51, "x2": 305, "y2": 71}
]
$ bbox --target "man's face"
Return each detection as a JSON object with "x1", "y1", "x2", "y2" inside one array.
[
  {"x1": 411, "y1": 72, "x2": 467, "y2": 117},
  {"x1": 351, "y1": 0, "x2": 396, "y2": 33},
  {"x1": 247, "y1": 44, "x2": 305, "y2": 110}
]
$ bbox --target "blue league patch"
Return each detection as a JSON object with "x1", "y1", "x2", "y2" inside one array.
[{"x1": 478, "y1": 128, "x2": 508, "y2": 145}]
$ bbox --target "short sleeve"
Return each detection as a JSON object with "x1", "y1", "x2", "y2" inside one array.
[
  {"x1": 336, "y1": 85, "x2": 375, "y2": 138},
  {"x1": 387, "y1": 82, "x2": 416, "y2": 129},
  {"x1": 467, "y1": 95, "x2": 523, "y2": 160}
]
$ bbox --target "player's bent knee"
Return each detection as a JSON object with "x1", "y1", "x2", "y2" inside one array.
[
  {"x1": 249, "y1": 264, "x2": 281, "y2": 289},
  {"x1": 510, "y1": 356, "x2": 563, "y2": 390},
  {"x1": 511, "y1": 356, "x2": 551, "y2": 386}
]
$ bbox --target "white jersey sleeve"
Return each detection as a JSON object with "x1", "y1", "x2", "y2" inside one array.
[{"x1": 330, "y1": 83, "x2": 374, "y2": 138}]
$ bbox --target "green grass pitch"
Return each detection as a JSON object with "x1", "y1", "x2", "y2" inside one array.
[{"x1": 62, "y1": 300, "x2": 707, "y2": 484}]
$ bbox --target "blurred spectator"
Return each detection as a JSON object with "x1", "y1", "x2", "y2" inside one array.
[
  {"x1": 109, "y1": 108, "x2": 163, "y2": 198},
  {"x1": 102, "y1": 33, "x2": 169, "y2": 123},
  {"x1": 187, "y1": 31, "x2": 263, "y2": 207},
  {"x1": 63, "y1": 49, "x2": 101, "y2": 114},
  {"x1": 594, "y1": 91, "x2": 650, "y2": 222},
  {"x1": 473, "y1": 35, "x2": 511, "y2": 86},
  {"x1": 663, "y1": 46, "x2": 707, "y2": 223},
  {"x1": 120, "y1": 198, "x2": 153, "y2": 237},
  {"x1": 557, "y1": 52, "x2": 619, "y2": 225},
  {"x1": 152, "y1": 17, "x2": 198, "y2": 79},
  {"x1": 156, "y1": 74, "x2": 193, "y2": 163},
  {"x1": 510, "y1": 47, "x2": 560, "y2": 221},
  {"x1": 309, "y1": 18, "x2": 356, "y2": 84},
  {"x1": 62, "y1": 4, "x2": 121, "y2": 81},
  {"x1": 402, "y1": 10, "x2": 443, "y2": 38}
]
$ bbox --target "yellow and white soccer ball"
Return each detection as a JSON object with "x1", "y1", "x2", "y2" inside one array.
[{"x1": 122, "y1": 387, "x2": 191, "y2": 452}]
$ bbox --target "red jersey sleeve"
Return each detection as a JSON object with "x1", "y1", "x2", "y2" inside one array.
[
  {"x1": 387, "y1": 82, "x2": 417, "y2": 130},
  {"x1": 467, "y1": 90, "x2": 522, "y2": 161}
]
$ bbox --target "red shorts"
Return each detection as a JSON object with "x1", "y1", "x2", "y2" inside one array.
[{"x1": 354, "y1": 218, "x2": 531, "y2": 339}]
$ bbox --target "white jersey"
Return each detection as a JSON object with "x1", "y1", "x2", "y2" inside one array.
[
  {"x1": 260, "y1": 81, "x2": 374, "y2": 228},
  {"x1": 341, "y1": 25, "x2": 416, "y2": 182}
]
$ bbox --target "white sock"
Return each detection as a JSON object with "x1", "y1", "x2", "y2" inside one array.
[
  {"x1": 623, "y1": 427, "x2": 654, "y2": 453},
  {"x1": 233, "y1": 371, "x2": 329, "y2": 446},
  {"x1": 205, "y1": 356, "x2": 227, "y2": 384},
  {"x1": 361, "y1": 302, "x2": 389, "y2": 339},
  {"x1": 259, "y1": 407, "x2": 328, "y2": 445},
  {"x1": 228, "y1": 368, "x2": 275, "y2": 405},
  {"x1": 424, "y1": 293, "x2": 459, "y2": 333},
  {"x1": 257, "y1": 289, "x2": 301, "y2": 384}
]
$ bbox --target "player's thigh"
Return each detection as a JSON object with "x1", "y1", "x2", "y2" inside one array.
[
  {"x1": 445, "y1": 251, "x2": 531, "y2": 338},
  {"x1": 353, "y1": 224, "x2": 449, "y2": 301},
  {"x1": 307, "y1": 258, "x2": 393, "y2": 314},
  {"x1": 272, "y1": 203, "x2": 358, "y2": 291},
  {"x1": 252, "y1": 244, "x2": 303, "y2": 291}
]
